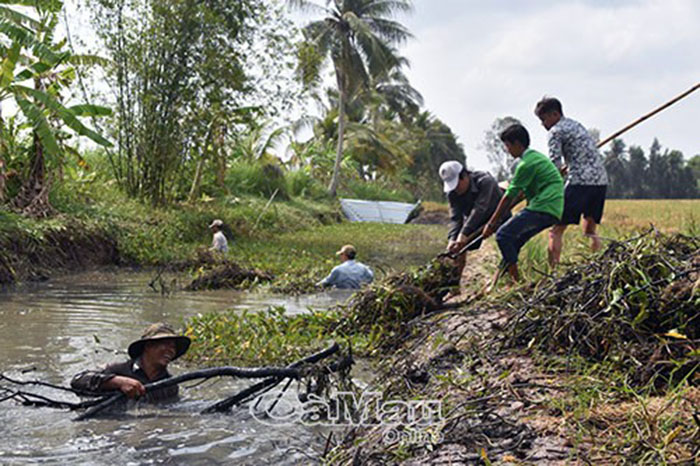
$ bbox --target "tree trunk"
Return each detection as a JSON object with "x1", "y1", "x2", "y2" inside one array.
[
  {"x1": 328, "y1": 86, "x2": 346, "y2": 197},
  {"x1": 12, "y1": 77, "x2": 54, "y2": 217},
  {"x1": 0, "y1": 102, "x2": 4, "y2": 202},
  {"x1": 12, "y1": 133, "x2": 54, "y2": 218},
  {"x1": 214, "y1": 127, "x2": 227, "y2": 189},
  {"x1": 187, "y1": 151, "x2": 206, "y2": 203},
  {"x1": 0, "y1": 155, "x2": 6, "y2": 203}
]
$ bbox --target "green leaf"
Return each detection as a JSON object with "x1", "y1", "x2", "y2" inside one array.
[
  {"x1": 0, "y1": 5, "x2": 40, "y2": 29},
  {"x1": 67, "y1": 54, "x2": 110, "y2": 68},
  {"x1": 0, "y1": 40, "x2": 19, "y2": 88},
  {"x1": 13, "y1": 62, "x2": 50, "y2": 81},
  {"x1": 0, "y1": 20, "x2": 65, "y2": 64},
  {"x1": 68, "y1": 104, "x2": 112, "y2": 117},
  {"x1": 604, "y1": 288, "x2": 624, "y2": 313},
  {"x1": 15, "y1": 95, "x2": 60, "y2": 156},
  {"x1": 13, "y1": 85, "x2": 112, "y2": 147},
  {"x1": 0, "y1": 1, "x2": 43, "y2": 6},
  {"x1": 632, "y1": 305, "x2": 649, "y2": 328}
]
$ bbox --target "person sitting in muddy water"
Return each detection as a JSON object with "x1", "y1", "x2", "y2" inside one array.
[
  {"x1": 71, "y1": 323, "x2": 191, "y2": 403},
  {"x1": 482, "y1": 124, "x2": 564, "y2": 284},
  {"x1": 209, "y1": 218, "x2": 229, "y2": 253},
  {"x1": 317, "y1": 244, "x2": 374, "y2": 289},
  {"x1": 439, "y1": 160, "x2": 509, "y2": 280}
]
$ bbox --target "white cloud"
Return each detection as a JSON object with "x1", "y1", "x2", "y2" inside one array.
[{"x1": 401, "y1": 0, "x2": 700, "y2": 172}]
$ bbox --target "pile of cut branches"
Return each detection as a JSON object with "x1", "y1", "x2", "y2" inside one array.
[
  {"x1": 332, "y1": 258, "x2": 460, "y2": 346},
  {"x1": 506, "y1": 230, "x2": 699, "y2": 388},
  {"x1": 185, "y1": 262, "x2": 274, "y2": 291},
  {"x1": 269, "y1": 271, "x2": 320, "y2": 295}
]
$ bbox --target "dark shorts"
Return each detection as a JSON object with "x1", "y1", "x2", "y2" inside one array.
[{"x1": 559, "y1": 184, "x2": 607, "y2": 225}]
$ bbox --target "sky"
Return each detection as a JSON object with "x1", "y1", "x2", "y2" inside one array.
[{"x1": 396, "y1": 0, "x2": 700, "y2": 171}]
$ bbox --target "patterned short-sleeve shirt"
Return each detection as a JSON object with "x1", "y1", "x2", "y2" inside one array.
[{"x1": 548, "y1": 117, "x2": 608, "y2": 186}]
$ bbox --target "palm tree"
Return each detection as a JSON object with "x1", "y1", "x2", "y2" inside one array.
[
  {"x1": 361, "y1": 64, "x2": 423, "y2": 129},
  {"x1": 290, "y1": 0, "x2": 414, "y2": 196}
]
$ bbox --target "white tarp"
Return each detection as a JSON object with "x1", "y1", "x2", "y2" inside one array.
[{"x1": 339, "y1": 198, "x2": 420, "y2": 224}]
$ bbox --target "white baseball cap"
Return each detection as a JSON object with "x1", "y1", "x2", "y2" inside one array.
[{"x1": 438, "y1": 161, "x2": 464, "y2": 193}]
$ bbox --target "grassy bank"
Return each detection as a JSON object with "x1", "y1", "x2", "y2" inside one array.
[
  {"x1": 0, "y1": 179, "x2": 341, "y2": 283},
  {"x1": 1, "y1": 178, "x2": 445, "y2": 285}
]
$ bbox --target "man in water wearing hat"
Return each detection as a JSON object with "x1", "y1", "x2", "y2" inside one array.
[
  {"x1": 317, "y1": 244, "x2": 374, "y2": 289},
  {"x1": 209, "y1": 219, "x2": 229, "y2": 253},
  {"x1": 438, "y1": 160, "x2": 507, "y2": 277},
  {"x1": 71, "y1": 323, "x2": 191, "y2": 402}
]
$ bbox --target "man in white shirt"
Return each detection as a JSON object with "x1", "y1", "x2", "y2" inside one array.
[
  {"x1": 209, "y1": 219, "x2": 228, "y2": 253},
  {"x1": 317, "y1": 245, "x2": 374, "y2": 289}
]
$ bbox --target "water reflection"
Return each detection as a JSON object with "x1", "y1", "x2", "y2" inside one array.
[{"x1": 0, "y1": 270, "x2": 351, "y2": 464}]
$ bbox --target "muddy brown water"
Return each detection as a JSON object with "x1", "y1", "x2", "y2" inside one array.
[{"x1": 0, "y1": 269, "x2": 354, "y2": 465}]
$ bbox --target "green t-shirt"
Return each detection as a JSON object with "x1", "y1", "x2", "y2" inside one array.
[{"x1": 505, "y1": 148, "x2": 564, "y2": 220}]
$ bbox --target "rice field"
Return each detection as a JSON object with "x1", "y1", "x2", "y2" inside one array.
[{"x1": 601, "y1": 199, "x2": 698, "y2": 234}]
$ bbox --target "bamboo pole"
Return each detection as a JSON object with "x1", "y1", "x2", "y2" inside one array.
[{"x1": 597, "y1": 82, "x2": 700, "y2": 148}]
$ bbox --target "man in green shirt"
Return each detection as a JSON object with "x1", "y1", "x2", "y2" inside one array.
[{"x1": 482, "y1": 124, "x2": 564, "y2": 283}]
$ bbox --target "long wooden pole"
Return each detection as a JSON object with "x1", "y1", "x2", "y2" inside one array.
[{"x1": 597, "y1": 82, "x2": 700, "y2": 148}]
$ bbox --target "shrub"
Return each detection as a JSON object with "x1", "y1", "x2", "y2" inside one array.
[
  {"x1": 225, "y1": 160, "x2": 289, "y2": 200},
  {"x1": 285, "y1": 167, "x2": 328, "y2": 199}
]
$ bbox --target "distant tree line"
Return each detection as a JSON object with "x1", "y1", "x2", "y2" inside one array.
[{"x1": 604, "y1": 138, "x2": 698, "y2": 199}]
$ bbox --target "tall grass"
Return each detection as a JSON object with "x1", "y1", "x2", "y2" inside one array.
[
  {"x1": 225, "y1": 160, "x2": 289, "y2": 200},
  {"x1": 341, "y1": 178, "x2": 415, "y2": 202},
  {"x1": 285, "y1": 168, "x2": 328, "y2": 200},
  {"x1": 518, "y1": 234, "x2": 549, "y2": 280}
]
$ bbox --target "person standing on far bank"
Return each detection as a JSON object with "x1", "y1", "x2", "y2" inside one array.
[
  {"x1": 209, "y1": 219, "x2": 228, "y2": 254},
  {"x1": 535, "y1": 97, "x2": 608, "y2": 267}
]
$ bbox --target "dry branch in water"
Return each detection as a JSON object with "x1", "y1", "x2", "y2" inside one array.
[{"x1": 1, "y1": 343, "x2": 346, "y2": 422}]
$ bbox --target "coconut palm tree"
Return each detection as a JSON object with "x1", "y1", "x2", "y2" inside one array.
[
  {"x1": 290, "y1": 0, "x2": 413, "y2": 196},
  {"x1": 360, "y1": 63, "x2": 422, "y2": 129}
]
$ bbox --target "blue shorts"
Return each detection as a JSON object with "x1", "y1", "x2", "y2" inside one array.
[
  {"x1": 560, "y1": 184, "x2": 607, "y2": 225},
  {"x1": 496, "y1": 209, "x2": 558, "y2": 265}
]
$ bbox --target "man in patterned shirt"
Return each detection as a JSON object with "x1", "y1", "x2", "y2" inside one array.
[{"x1": 535, "y1": 97, "x2": 608, "y2": 267}]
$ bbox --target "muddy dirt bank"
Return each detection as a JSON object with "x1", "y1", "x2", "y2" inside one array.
[
  {"x1": 0, "y1": 223, "x2": 120, "y2": 285},
  {"x1": 409, "y1": 208, "x2": 449, "y2": 225}
]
